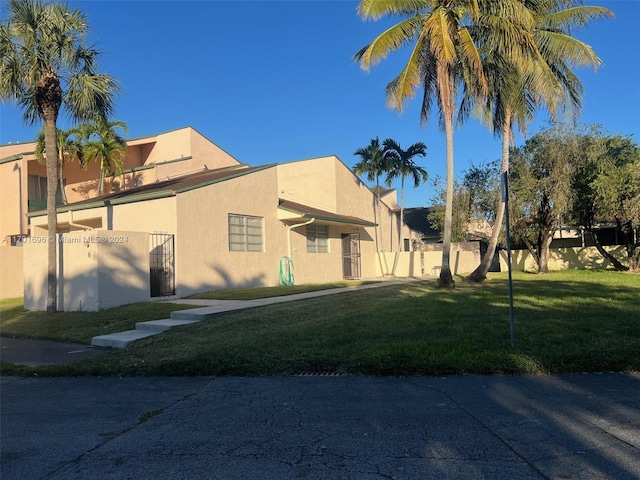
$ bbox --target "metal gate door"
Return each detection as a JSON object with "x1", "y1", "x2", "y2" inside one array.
[
  {"x1": 341, "y1": 233, "x2": 361, "y2": 279},
  {"x1": 150, "y1": 233, "x2": 175, "y2": 297}
]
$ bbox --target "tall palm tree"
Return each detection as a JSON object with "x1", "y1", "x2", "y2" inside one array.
[
  {"x1": 35, "y1": 127, "x2": 83, "y2": 205},
  {"x1": 465, "y1": 0, "x2": 613, "y2": 282},
  {"x1": 78, "y1": 117, "x2": 128, "y2": 196},
  {"x1": 1, "y1": 0, "x2": 120, "y2": 312},
  {"x1": 353, "y1": 137, "x2": 391, "y2": 253},
  {"x1": 383, "y1": 139, "x2": 428, "y2": 251},
  {"x1": 355, "y1": 0, "x2": 532, "y2": 288}
]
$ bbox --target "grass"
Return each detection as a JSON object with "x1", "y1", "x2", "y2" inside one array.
[
  {"x1": 1, "y1": 270, "x2": 638, "y2": 377},
  {"x1": 186, "y1": 280, "x2": 380, "y2": 300},
  {"x1": 0, "y1": 299, "x2": 195, "y2": 344}
]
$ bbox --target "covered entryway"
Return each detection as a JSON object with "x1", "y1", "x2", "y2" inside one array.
[
  {"x1": 342, "y1": 233, "x2": 361, "y2": 279},
  {"x1": 150, "y1": 233, "x2": 175, "y2": 297}
]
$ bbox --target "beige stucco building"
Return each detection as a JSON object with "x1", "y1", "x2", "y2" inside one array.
[
  {"x1": 3, "y1": 127, "x2": 438, "y2": 309},
  {"x1": 0, "y1": 127, "x2": 239, "y2": 240}
]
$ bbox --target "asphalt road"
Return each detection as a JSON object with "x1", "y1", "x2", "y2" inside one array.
[{"x1": 1, "y1": 373, "x2": 639, "y2": 480}]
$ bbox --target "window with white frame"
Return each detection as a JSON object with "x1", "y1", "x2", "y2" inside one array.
[
  {"x1": 306, "y1": 224, "x2": 329, "y2": 253},
  {"x1": 229, "y1": 214, "x2": 263, "y2": 252}
]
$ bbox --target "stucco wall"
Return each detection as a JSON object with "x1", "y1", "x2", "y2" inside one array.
[
  {"x1": 277, "y1": 157, "x2": 338, "y2": 212},
  {"x1": 0, "y1": 160, "x2": 27, "y2": 237},
  {"x1": 375, "y1": 244, "x2": 482, "y2": 278},
  {"x1": 0, "y1": 246, "x2": 24, "y2": 299},
  {"x1": 277, "y1": 156, "x2": 410, "y2": 282},
  {"x1": 23, "y1": 230, "x2": 149, "y2": 311},
  {"x1": 110, "y1": 196, "x2": 177, "y2": 233},
  {"x1": 23, "y1": 238, "x2": 55, "y2": 311},
  {"x1": 176, "y1": 167, "x2": 284, "y2": 296},
  {"x1": 96, "y1": 231, "x2": 149, "y2": 310},
  {"x1": 500, "y1": 245, "x2": 628, "y2": 272}
]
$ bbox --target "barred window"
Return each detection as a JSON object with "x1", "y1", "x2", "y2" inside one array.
[
  {"x1": 229, "y1": 214, "x2": 263, "y2": 252},
  {"x1": 306, "y1": 225, "x2": 329, "y2": 253}
]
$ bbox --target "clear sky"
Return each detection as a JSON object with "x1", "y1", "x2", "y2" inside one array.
[{"x1": 1, "y1": 0, "x2": 638, "y2": 208}]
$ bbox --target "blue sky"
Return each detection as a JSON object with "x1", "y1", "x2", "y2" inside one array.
[{"x1": 1, "y1": 0, "x2": 638, "y2": 208}]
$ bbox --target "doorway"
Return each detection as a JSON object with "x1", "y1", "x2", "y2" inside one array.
[{"x1": 341, "y1": 233, "x2": 361, "y2": 279}]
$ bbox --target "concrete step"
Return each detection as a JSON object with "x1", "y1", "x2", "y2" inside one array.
[
  {"x1": 91, "y1": 330, "x2": 160, "y2": 349},
  {"x1": 136, "y1": 319, "x2": 199, "y2": 332}
]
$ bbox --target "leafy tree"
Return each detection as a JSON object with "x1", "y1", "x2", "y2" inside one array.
[
  {"x1": 1, "y1": 0, "x2": 120, "y2": 312},
  {"x1": 508, "y1": 125, "x2": 586, "y2": 273},
  {"x1": 353, "y1": 137, "x2": 392, "y2": 253},
  {"x1": 383, "y1": 139, "x2": 428, "y2": 251},
  {"x1": 34, "y1": 127, "x2": 83, "y2": 205},
  {"x1": 574, "y1": 135, "x2": 640, "y2": 271},
  {"x1": 463, "y1": 160, "x2": 501, "y2": 224},
  {"x1": 354, "y1": 0, "x2": 544, "y2": 288},
  {"x1": 428, "y1": 161, "x2": 499, "y2": 245},
  {"x1": 466, "y1": 0, "x2": 613, "y2": 282},
  {"x1": 77, "y1": 117, "x2": 128, "y2": 196},
  {"x1": 428, "y1": 179, "x2": 471, "y2": 244}
]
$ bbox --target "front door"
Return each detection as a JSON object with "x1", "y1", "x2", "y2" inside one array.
[{"x1": 341, "y1": 233, "x2": 361, "y2": 279}]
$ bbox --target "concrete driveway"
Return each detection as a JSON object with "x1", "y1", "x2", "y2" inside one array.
[{"x1": 1, "y1": 373, "x2": 639, "y2": 479}]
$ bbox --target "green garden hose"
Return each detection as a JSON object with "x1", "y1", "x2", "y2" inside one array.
[{"x1": 279, "y1": 257, "x2": 295, "y2": 286}]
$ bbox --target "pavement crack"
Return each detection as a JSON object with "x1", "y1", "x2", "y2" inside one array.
[{"x1": 402, "y1": 378, "x2": 551, "y2": 479}]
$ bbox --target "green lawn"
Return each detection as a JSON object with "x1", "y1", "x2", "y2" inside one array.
[
  {"x1": 1, "y1": 270, "x2": 638, "y2": 377},
  {"x1": 0, "y1": 299, "x2": 195, "y2": 344},
  {"x1": 186, "y1": 280, "x2": 380, "y2": 300}
]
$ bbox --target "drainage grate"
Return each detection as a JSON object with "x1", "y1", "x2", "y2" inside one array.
[{"x1": 293, "y1": 370, "x2": 345, "y2": 377}]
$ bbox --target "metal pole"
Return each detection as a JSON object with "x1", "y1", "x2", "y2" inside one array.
[{"x1": 502, "y1": 172, "x2": 516, "y2": 348}]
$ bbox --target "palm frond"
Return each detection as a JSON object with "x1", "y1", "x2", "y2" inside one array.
[
  {"x1": 357, "y1": 0, "x2": 430, "y2": 21},
  {"x1": 354, "y1": 16, "x2": 423, "y2": 71}
]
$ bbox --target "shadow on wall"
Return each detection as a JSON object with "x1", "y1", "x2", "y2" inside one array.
[
  {"x1": 502, "y1": 246, "x2": 628, "y2": 272},
  {"x1": 23, "y1": 231, "x2": 150, "y2": 312},
  {"x1": 71, "y1": 179, "x2": 99, "y2": 200},
  {"x1": 176, "y1": 262, "x2": 268, "y2": 298}
]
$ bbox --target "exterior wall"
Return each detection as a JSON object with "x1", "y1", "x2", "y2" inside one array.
[
  {"x1": 277, "y1": 157, "x2": 338, "y2": 212},
  {"x1": 109, "y1": 196, "x2": 177, "y2": 233},
  {"x1": 288, "y1": 223, "x2": 362, "y2": 284},
  {"x1": 0, "y1": 159, "x2": 27, "y2": 236},
  {"x1": 376, "y1": 243, "x2": 482, "y2": 277},
  {"x1": 175, "y1": 167, "x2": 284, "y2": 296},
  {"x1": 0, "y1": 127, "x2": 242, "y2": 225},
  {"x1": 96, "y1": 231, "x2": 149, "y2": 310},
  {"x1": 277, "y1": 156, "x2": 411, "y2": 281},
  {"x1": 375, "y1": 251, "x2": 422, "y2": 277},
  {"x1": 23, "y1": 230, "x2": 149, "y2": 311},
  {"x1": 22, "y1": 236, "x2": 51, "y2": 311},
  {"x1": 500, "y1": 245, "x2": 628, "y2": 272},
  {"x1": 0, "y1": 246, "x2": 24, "y2": 299},
  {"x1": 332, "y1": 156, "x2": 386, "y2": 277}
]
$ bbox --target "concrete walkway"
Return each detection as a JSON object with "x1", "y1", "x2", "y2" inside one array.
[
  {"x1": 2, "y1": 373, "x2": 639, "y2": 479},
  {"x1": 91, "y1": 278, "x2": 422, "y2": 349}
]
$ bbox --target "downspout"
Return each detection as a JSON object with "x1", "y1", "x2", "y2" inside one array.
[{"x1": 287, "y1": 217, "x2": 315, "y2": 258}]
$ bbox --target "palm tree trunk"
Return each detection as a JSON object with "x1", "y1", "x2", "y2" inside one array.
[
  {"x1": 58, "y1": 155, "x2": 68, "y2": 205},
  {"x1": 468, "y1": 113, "x2": 511, "y2": 282},
  {"x1": 399, "y1": 176, "x2": 405, "y2": 252},
  {"x1": 44, "y1": 116, "x2": 59, "y2": 313},
  {"x1": 437, "y1": 71, "x2": 456, "y2": 289},
  {"x1": 376, "y1": 177, "x2": 384, "y2": 252},
  {"x1": 98, "y1": 166, "x2": 105, "y2": 196}
]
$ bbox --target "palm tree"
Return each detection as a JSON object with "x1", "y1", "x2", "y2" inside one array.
[
  {"x1": 353, "y1": 137, "x2": 391, "y2": 253},
  {"x1": 77, "y1": 117, "x2": 128, "y2": 196},
  {"x1": 355, "y1": 0, "x2": 528, "y2": 288},
  {"x1": 1, "y1": 0, "x2": 120, "y2": 312},
  {"x1": 465, "y1": 0, "x2": 613, "y2": 282},
  {"x1": 35, "y1": 127, "x2": 83, "y2": 205},
  {"x1": 382, "y1": 139, "x2": 428, "y2": 251}
]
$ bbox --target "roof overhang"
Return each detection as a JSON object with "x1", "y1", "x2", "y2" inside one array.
[{"x1": 278, "y1": 199, "x2": 376, "y2": 227}]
